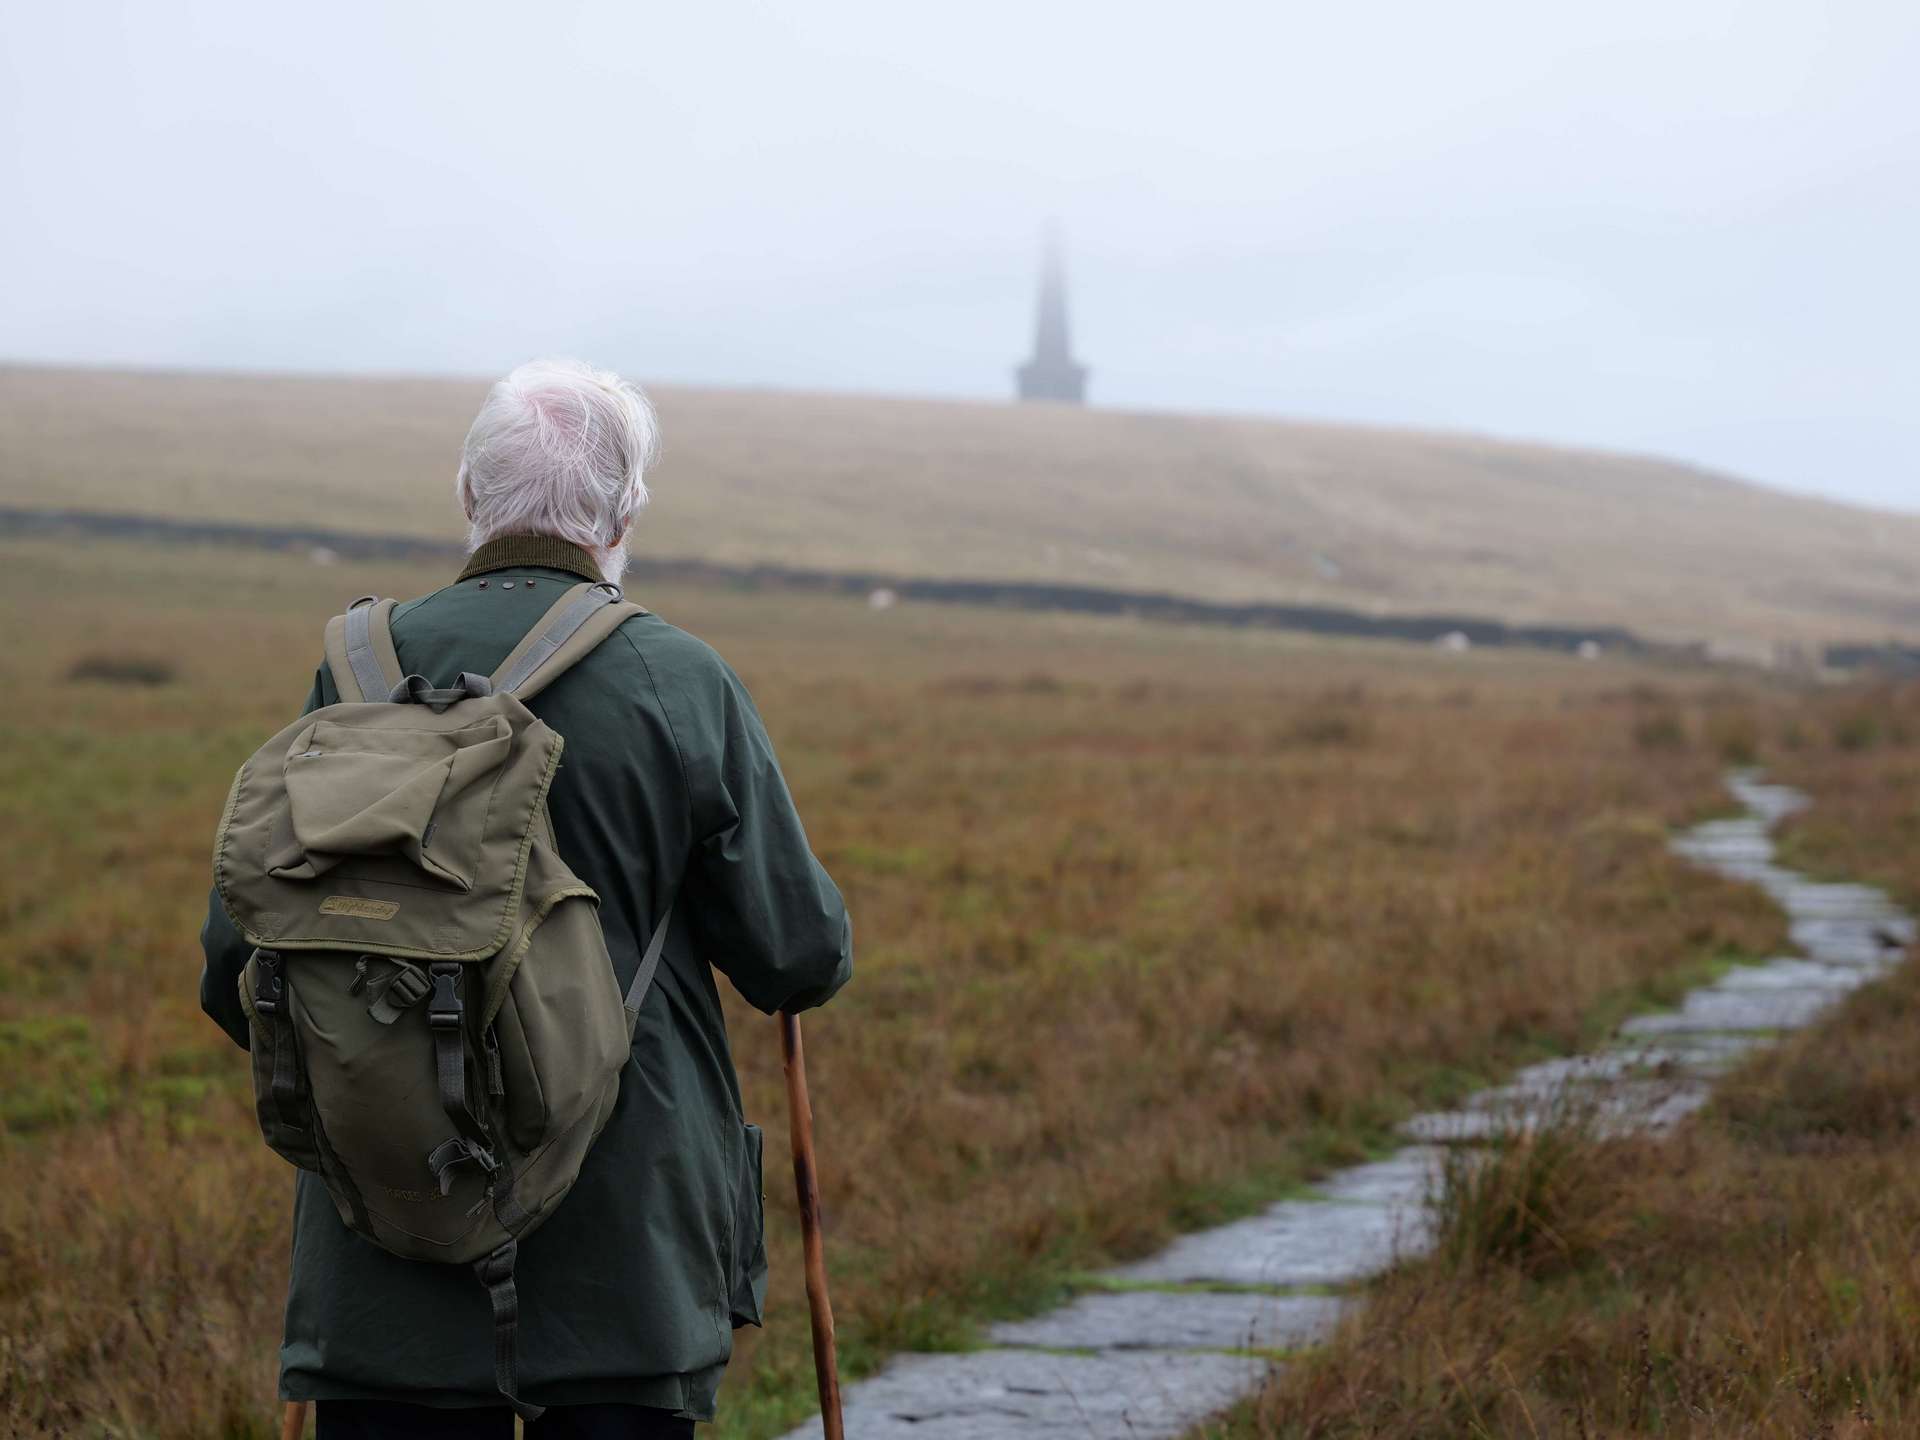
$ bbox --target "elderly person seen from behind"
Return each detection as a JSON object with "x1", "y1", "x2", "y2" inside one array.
[{"x1": 199, "y1": 358, "x2": 853, "y2": 1440}]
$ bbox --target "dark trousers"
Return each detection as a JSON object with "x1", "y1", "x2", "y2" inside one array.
[{"x1": 316, "y1": 1400, "x2": 694, "y2": 1439}]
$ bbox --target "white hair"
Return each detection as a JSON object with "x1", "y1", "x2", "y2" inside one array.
[{"x1": 456, "y1": 358, "x2": 660, "y2": 584}]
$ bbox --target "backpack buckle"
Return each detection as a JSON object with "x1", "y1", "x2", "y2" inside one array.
[
  {"x1": 252, "y1": 950, "x2": 284, "y2": 1018},
  {"x1": 427, "y1": 1134, "x2": 500, "y2": 1195},
  {"x1": 427, "y1": 963, "x2": 463, "y2": 1029}
]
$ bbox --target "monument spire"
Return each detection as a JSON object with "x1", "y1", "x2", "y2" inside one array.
[{"x1": 1015, "y1": 223, "x2": 1089, "y2": 404}]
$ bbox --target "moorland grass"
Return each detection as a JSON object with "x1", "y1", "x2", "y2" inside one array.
[
  {"x1": 1222, "y1": 682, "x2": 1920, "y2": 1439},
  {"x1": 0, "y1": 535, "x2": 1792, "y2": 1438}
]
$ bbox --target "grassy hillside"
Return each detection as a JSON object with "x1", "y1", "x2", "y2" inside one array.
[{"x1": 4, "y1": 364, "x2": 1918, "y2": 654}]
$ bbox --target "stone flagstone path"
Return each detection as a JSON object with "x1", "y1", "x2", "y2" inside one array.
[{"x1": 776, "y1": 772, "x2": 1914, "y2": 1439}]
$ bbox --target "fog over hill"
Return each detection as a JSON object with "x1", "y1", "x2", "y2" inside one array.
[{"x1": 4, "y1": 365, "x2": 1916, "y2": 656}]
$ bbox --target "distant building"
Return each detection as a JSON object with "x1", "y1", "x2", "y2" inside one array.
[{"x1": 1015, "y1": 226, "x2": 1089, "y2": 404}]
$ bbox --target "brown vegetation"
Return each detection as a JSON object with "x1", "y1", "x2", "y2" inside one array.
[
  {"x1": 1773, "y1": 682, "x2": 1920, "y2": 902},
  {"x1": 1224, "y1": 681, "x2": 1920, "y2": 1440}
]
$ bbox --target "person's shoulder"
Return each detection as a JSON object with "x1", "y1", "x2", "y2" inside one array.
[
  {"x1": 386, "y1": 584, "x2": 457, "y2": 632},
  {"x1": 599, "y1": 614, "x2": 759, "y2": 759},
  {"x1": 608, "y1": 611, "x2": 740, "y2": 692}
]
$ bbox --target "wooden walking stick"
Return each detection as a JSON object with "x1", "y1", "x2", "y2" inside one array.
[
  {"x1": 780, "y1": 1011, "x2": 844, "y2": 1440},
  {"x1": 279, "y1": 1399, "x2": 308, "y2": 1439}
]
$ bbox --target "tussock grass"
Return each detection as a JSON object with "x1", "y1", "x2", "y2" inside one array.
[
  {"x1": 1434, "y1": 1107, "x2": 1619, "y2": 1279},
  {"x1": 0, "y1": 536, "x2": 1794, "y2": 1437},
  {"x1": 66, "y1": 652, "x2": 177, "y2": 685}
]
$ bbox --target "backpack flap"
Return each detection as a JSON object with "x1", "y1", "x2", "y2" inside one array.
[
  {"x1": 270, "y1": 713, "x2": 512, "y2": 888},
  {"x1": 214, "y1": 693, "x2": 566, "y2": 961}
]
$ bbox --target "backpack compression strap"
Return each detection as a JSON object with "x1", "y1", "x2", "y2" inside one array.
[
  {"x1": 488, "y1": 581, "x2": 647, "y2": 701},
  {"x1": 475, "y1": 1240, "x2": 541, "y2": 1420},
  {"x1": 624, "y1": 902, "x2": 674, "y2": 1019},
  {"x1": 322, "y1": 596, "x2": 405, "y2": 703}
]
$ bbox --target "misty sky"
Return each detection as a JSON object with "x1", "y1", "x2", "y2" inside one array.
[{"x1": 3, "y1": 1, "x2": 1916, "y2": 511}]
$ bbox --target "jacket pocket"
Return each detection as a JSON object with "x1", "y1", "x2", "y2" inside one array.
[{"x1": 730, "y1": 1122, "x2": 768, "y2": 1328}]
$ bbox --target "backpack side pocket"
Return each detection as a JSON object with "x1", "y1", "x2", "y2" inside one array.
[
  {"x1": 238, "y1": 952, "x2": 323, "y2": 1173},
  {"x1": 488, "y1": 891, "x2": 627, "y2": 1154}
]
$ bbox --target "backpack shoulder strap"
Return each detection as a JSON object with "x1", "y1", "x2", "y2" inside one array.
[
  {"x1": 622, "y1": 901, "x2": 674, "y2": 1020},
  {"x1": 322, "y1": 596, "x2": 405, "y2": 703},
  {"x1": 489, "y1": 582, "x2": 648, "y2": 702}
]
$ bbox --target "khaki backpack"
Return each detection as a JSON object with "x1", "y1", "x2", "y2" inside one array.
[{"x1": 213, "y1": 582, "x2": 664, "y2": 1418}]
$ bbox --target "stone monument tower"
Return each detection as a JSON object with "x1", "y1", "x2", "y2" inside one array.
[{"x1": 1015, "y1": 225, "x2": 1089, "y2": 404}]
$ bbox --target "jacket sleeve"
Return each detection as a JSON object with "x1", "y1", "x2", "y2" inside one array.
[
  {"x1": 682, "y1": 661, "x2": 852, "y2": 1015},
  {"x1": 199, "y1": 667, "x2": 331, "y2": 1050},
  {"x1": 199, "y1": 895, "x2": 254, "y2": 1050}
]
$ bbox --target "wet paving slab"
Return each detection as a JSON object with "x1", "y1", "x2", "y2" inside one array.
[
  {"x1": 1789, "y1": 915, "x2": 1911, "y2": 967},
  {"x1": 774, "y1": 772, "x2": 1912, "y2": 1438},
  {"x1": 1713, "y1": 956, "x2": 1876, "y2": 991},
  {"x1": 1107, "y1": 1194, "x2": 1435, "y2": 1289},
  {"x1": 1401, "y1": 1077, "x2": 1713, "y2": 1144},
  {"x1": 1307, "y1": 1145, "x2": 1446, "y2": 1209},
  {"x1": 987, "y1": 1290, "x2": 1347, "y2": 1354},
  {"x1": 1619, "y1": 983, "x2": 1839, "y2": 1036},
  {"x1": 775, "y1": 1348, "x2": 1270, "y2": 1440}
]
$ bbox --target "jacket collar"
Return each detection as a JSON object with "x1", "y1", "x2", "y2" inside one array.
[{"x1": 457, "y1": 534, "x2": 606, "y2": 584}]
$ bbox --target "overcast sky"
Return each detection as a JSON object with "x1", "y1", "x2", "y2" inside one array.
[{"x1": 3, "y1": 1, "x2": 1916, "y2": 511}]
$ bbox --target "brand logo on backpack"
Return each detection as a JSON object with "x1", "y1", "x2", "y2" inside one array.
[
  {"x1": 320, "y1": 896, "x2": 401, "y2": 920},
  {"x1": 382, "y1": 1185, "x2": 447, "y2": 1204}
]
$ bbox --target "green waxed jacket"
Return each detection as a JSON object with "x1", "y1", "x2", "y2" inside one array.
[{"x1": 199, "y1": 535, "x2": 853, "y2": 1419}]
